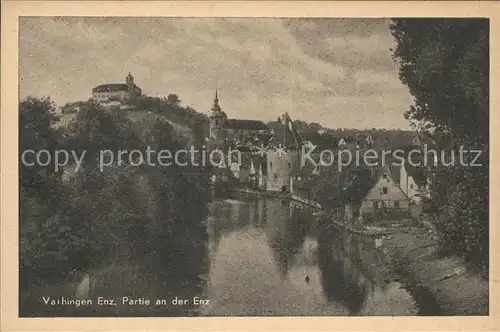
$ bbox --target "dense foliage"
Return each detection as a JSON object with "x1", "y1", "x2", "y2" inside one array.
[
  {"x1": 19, "y1": 97, "x2": 211, "y2": 295},
  {"x1": 390, "y1": 18, "x2": 489, "y2": 271},
  {"x1": 132, "y1": 95, "x2": 209, "y2": 143}
]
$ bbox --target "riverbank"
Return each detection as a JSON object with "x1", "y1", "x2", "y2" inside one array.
[
  {"x1": 379, "y1": 227, "x2": 488, "y2": 315},
  {"x1": 229, "y1": 187, "x2": 322, "y2": 209},
  {"x1": 327, "y1": 220, "x2": 398, "y2": 237},
  {"x1": 323, "y1": 214, "x2": 488, "y2": 315}
]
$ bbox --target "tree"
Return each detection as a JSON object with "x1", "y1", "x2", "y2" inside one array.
[
  {"x1": 64, "y1": 101, "x2": 143, "y2": 165},
  {"x1": 390, "y1": 19, "x2": 488, "y2": 145},
  {"x1": 19, "y1": 97, "x2": 80, "y2": 285},
  {"x1": 19, "y1": 97, "x2": 62, "y2": 198},
  {"x1": 390, "y1": 18, "x2": 489, "y2": 270}
]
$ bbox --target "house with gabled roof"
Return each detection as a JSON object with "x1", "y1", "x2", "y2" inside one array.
[{"x1": 337, "y1": 165, "x2": 412, "y2": 226}]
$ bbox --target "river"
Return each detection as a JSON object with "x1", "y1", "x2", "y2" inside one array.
[
  {"x1": 200, "y1": 195, "x2": 419, "y2": 316},
  {"x1": 22, "y1": 195, "x2": 424, "y2": 317}
]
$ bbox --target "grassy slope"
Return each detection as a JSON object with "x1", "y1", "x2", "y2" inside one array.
[
  {"x1": 381, "y1": 227, "x2": 488, "y2": 315},
  {"x1": 53, "y1": 109, "x2": 193, "y2": 140}
]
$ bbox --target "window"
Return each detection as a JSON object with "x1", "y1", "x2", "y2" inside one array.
[
  {"x1": 394, "y1": 200, "x2": 400, "y2": 208},
  {"x1": 381, "y1": 187, "x2": 388, "y2": 194},
  {"x1": 374, "y1": 200, "x2": 379, "y2": 209},
  {"x1": 270, "y1": 162, "x2": 273, "y2": 170}
]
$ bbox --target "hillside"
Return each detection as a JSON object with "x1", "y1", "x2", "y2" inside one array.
[{"x1": 52, "y1": 100, "x2": 201, "y2": 146}]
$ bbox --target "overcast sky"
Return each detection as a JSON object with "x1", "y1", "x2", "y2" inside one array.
[{"x1": 20, "y1": 17, "x2": 414, "y2": 129}]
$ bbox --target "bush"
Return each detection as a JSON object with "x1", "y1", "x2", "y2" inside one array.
[{"x1": 435, "y1": 167, "x2": 488, "y2": 271}]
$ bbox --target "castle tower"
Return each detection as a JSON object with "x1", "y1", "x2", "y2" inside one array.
[
  {"x1": 125, "y1": 72, "x2": 135, "y2": 100},
  {"x1": 209, "y1": 89, "x2": 226, "y2": 140},
  {"x1": 126, "y1": 72, "x2": 134, "y2": 86}
]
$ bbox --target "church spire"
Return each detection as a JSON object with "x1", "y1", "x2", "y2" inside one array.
[{"x1": 211, "y1": 89, "x2": 221, "y2": 113}]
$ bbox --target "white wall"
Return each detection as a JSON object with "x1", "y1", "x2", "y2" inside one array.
[
  {"x1": 400, "y1": 164, "x2": 409, "y2": 196},
  {"x1": 400, "y1": 164, "x2": 427, "y2": 203},
  {"x1": 266, "y1": 151, "x2": 299, "y2": 192}
]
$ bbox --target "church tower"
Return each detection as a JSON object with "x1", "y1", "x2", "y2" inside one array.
[{"x1": 209, "y1": 90, "x2": 226, "y2": 140}]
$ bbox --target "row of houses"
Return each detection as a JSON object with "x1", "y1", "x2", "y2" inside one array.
[
  {"x1": 206, "y1": 92, "x2": 445, "y2": 227},
  {"x1": 212, "y1": 145, "x2": 431, "y2": 226},
  {"x1": 209, "y1": 112, "x2": 313, "y2": 195},
  {"x1": 211, "y1": 127, "x2": 434, "y2": 227},
  {"x1": 331, "y1": 147, "x2": 436, "y2": 227},
  {"x1": 211, "y1": 151, "x2": 321, "y2": 193}
]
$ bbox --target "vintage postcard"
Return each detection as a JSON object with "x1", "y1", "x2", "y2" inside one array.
[{"x1": 1, "y1": 1, "x2": 499, "y2": 331}]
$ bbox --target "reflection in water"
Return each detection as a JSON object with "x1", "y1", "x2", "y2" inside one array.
[
  {"x1": 266, "y1": 201, "x2": 309, "y2": 279},
  {"x1": 203, "y1": 196, "x2": 419, "y2": 316},
  {"x1": 25, "y1": 196, "x2": 419, "y2": 317},
  {"x1": 317, "y1": 235, "x2": 369, "y2": 314}
]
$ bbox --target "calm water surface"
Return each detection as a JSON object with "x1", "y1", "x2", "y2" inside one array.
[
  {"x1": 23, "y1": 195, "x2": 422, "y2": 317},
  {"x1": 201, "y1": 196, "x2": 419, "y2": 316}
]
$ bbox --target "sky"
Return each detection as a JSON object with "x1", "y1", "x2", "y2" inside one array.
[{"x1": 19, "y1": 17, "x2": 414, "y2": 129}]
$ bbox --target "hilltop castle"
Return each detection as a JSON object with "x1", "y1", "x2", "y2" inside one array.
[{"x1": 92, "y1": 72, "x2": 142, "y2": 103}]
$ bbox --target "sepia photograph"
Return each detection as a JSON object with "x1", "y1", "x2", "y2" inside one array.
[{"x1": 2, "y1": 2, "x2": 496, "y2": 328}]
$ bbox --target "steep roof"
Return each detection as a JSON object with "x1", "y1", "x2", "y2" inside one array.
[
  {"x1": 389, "y1": 165, "x2": 401, "y2": 184},
  {"x1": 92, "y1": 84, "x2": 129, "y2": 92},
  {"x1": 268, "y1": 113, "x2": 303, "y2": 150},
  {"x1": 222, "y1": 119, "x2": 268, "y2": 130}
]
